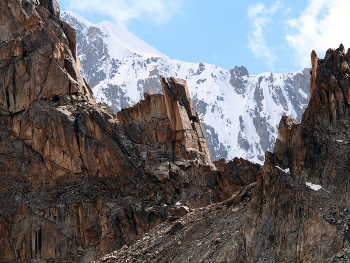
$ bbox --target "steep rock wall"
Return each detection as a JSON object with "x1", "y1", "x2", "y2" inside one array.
[{"x1": 118, "y1": 76, "x2": 211, "y2": 165}]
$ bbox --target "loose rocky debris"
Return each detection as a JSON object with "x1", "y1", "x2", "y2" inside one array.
[
  {"x1": 325, "y1": 246, "x2": 350, "y2": 263},
  {"x1": 95, "y1": 198, "x2": 251, "y2": 263},
  {"x1": 94, "y1": 166, "x2": 342, "y2": 263}
]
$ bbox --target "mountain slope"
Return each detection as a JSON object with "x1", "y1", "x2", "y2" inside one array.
[{"x1": 61, "y1": 11, "x2": 311, "y2": 163}]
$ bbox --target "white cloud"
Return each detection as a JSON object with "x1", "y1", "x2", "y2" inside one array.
[
  {"x1": 247, "y1": 3, "x2": 265, "y2": 18},
  {"x1": 247, "y1": 2, "x2": 282, "y2": 70},
  {"x1": 286, "y1": 0, "x2": 350, "y2": 68},
  {"x1": 65, "y1": 0, "x2": 183, "y2": 27}
]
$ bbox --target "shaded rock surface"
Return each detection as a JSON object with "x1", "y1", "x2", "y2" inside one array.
[
  {"x1": 0, "y1": 1, "x2": 261, "y2": 262},
  {"x1": 303, "y1": 44, "x2": 350, "y2": 125},
  {"x1": 95, "y1": 46, "x2": 350, "y2": 262}
]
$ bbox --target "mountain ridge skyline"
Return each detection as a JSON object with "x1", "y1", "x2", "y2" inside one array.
[
  {"x1": 58, "y1": 0, "x2": 350, "y2": 75},
  {"x1": 61, "y1": 11, "x2": 311, "y2": 163}
]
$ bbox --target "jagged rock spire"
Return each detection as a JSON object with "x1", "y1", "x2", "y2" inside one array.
[
  {"x1": 303, "y1": 44, "x2": 350, "y2": 124},
  {"x1": 117, "y1": 75, "x2": 212, "y2": 165}
]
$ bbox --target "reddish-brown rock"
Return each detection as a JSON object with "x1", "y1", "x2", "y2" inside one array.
[
  {"x1": 310, "y1": 50, "x2": 318, "y2": 95},
  {"x1": 118, "y1": 76, "x2": 211, "y2": 165},
  {"x1": 303, "y1": 44, "x2": 350, "y2": 125},
  {"x1": 214, "y1": 157, "x2": 261, "y2": 201}
]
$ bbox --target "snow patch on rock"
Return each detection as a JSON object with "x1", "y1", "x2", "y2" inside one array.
[{"x1": 306, "y1": 182, "x2": 322, "y2": 191}]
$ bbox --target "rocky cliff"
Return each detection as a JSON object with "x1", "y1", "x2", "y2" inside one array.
[
  {"x1": 118, "y1": 76, "x2": 211, "y2": 165},
  {"x1": 0, "y1": 1, "x2": 261, "y2": 262},
  {"x1": 95, "y1": 46, "x2": 350, "y2": 262}
]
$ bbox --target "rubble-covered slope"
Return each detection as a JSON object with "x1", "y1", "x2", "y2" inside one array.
[
  {"x1": 60, "y1": 11, "x2": 311, "y2": 163},
  {"x1": 96, "y1": 45, "x2": 350, "y2": 263}
]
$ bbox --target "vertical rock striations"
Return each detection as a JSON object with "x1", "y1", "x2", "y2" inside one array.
[
  {"x1": 118, "y1": 76, "x2": 211, "y2": 166},
  {"x1": 303, "y1": 44, "x2": 350, "y2": 125},
  {"x1": 0, "y1": 0, "x2": 93, "y2": 116},
  {"x1": 251, "y1": 44, "x2": 350, "y2": 262}
]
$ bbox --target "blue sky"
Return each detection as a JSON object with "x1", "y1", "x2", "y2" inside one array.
[{"x1": 58, "y1": 0, "x2": 350, "y2": 75}]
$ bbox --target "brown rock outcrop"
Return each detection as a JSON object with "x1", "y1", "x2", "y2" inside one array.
[
  {"x1": 0, "y1": 1, "x2": 261, "y2": 262},
  {"x1": 214, "y1": 157, "x2": 261, "y2": 201},
  {"x1": 118, "y1": 76, "x2": 211, "y2": 165},
  {"x1": 0, "y1": 0, "x2": 92, "y2": 116},
  {"x1": 303, "y1": 44, "x2": 350, "y2": 125},
  {"x1": 237, "y1": 46, "x2": 350, "y2": 262},
  {"x1": 310, "y1": 49, "x2": 318, "y2": 95},
  {"x1": 243, "y1": 45, "x2": 350, "y2": 261},
  {"x1": 0, "y1": 1, "x2": 151, "y2": 260}
]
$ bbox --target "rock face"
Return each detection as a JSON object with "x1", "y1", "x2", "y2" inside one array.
[
  {"x1": 96, "y1": 45, "x2": 350, "y2": 263},
  {"x1": 214, "y1": 157, "x2": 261, "y2": 201},
  {"x1": 118, "y1": 76, "x2": 211, "y2": 165},
  {"x1": 0, "y1": 1, "x2": 261, "y2": 262},
  {"x1": 303, "y1": 44, "x2": 350, "y2": 125},
  {"x1": 60, "y1": 11, "x2": 311, "y2": 163}
]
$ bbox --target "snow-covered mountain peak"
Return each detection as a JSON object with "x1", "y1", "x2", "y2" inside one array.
[
  {"x1": 61, "y1": 11, "x2": 94, "y2": 27},
  {"x1": 61, "y1": 11, "x2": 311, "y2": 164},
  {"x1": 60, "y1": 11, "x2": 164, "y2": 58}
]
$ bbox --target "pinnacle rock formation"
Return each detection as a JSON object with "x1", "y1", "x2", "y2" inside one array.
[
  {"x1": 117, "y1": 76, "x2": 211, "y2": 168},
  {"x1": 0, "y1": 1, "x2": 261, "y2": 262},
  {"x1": 303, "y1": 44, "x2": 350, "y2": 125},
  {"x1": 96, "y1": 46, "x2": 350, "y2": 262}
]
